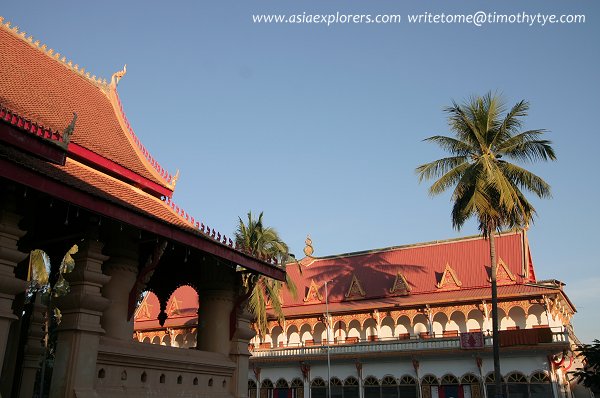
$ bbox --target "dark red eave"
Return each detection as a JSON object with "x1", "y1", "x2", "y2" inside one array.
[
  {"x1": 0, "y1": 157, "x2": 285, "y2": 281},
  {"x1": 68, "y1": 143, "x2": 173, "y2": 198},
  {"x1": 0, "y1": 113, "x2": 66, "y2": 165}
]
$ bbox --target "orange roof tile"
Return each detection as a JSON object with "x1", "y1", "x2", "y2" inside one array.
[{"x1": 0, "y1": 22, "x2": 173, "y2": 191}]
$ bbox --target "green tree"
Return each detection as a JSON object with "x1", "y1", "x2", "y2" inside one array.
[
  {"x1": 571, "y1": 340, "x2": 600, "y2": 392},
  {"x1": 416, "y1": 93, "x2": 556, "y2": 397},
  {"x1": 235, "y1": 211, "x2": 297, "y2": 337}
]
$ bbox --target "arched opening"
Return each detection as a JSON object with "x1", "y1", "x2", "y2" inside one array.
[
  {"x1": 162, "y1": 334, "x2": 171, "y2": 346},
  {"x1": 291, "y1": 378, "x2": 304, "y2": 398},
  {"x1": 177, "y1": 375, "x2": 183, "y2": 384},
  {"x1": 461, "y1": 373, "x2": 482, "y2": 398},
  {"x1": 467, "y1": 309, "x2": 484, "y2": 332},
  {"x1": 396, "y1": 315, "x2": 411, "y2": 339},
  {"x1": 399, "y1": 375, "x2": 418, "y2": 398},
  {"x1": 97, "y1": 369, "x2": 105, "y2": 379},
  {"x1": 151, "y1": 335, "x2": 160, "y2": 345},
  {"x1": 344, "y1": 376, "x2": 360, "y2": 398},
  {"x1": 432, "y1": 312, "x2": 448, "y2": 337},
  {"x1": 421, "y1": 375, "x2": 438, "y2": 398},
  {"x1": 159, "y1": 374, "x2": 166, "y2": 384},
  {"x1": 364, "y1": 376, "x2": 380, "y2": 398},
  {"x1": 530, "y1": 371, "x2": 552, "y2": 398},
  {"x1": 527, "y1": 304, "x2": 548, "y2": 328},
  {"x1": 260, "y1": 379, "x2": 273, "y2": 398},
  {"x1": 287, "y1": 325, "x2": 300, "y2": 347},
  {"x1": 485, "y1": 372, "x2": 507, "y2": 397},
  {"x1": 275, "y1": 378, "x2": 290, "y2": 398},
  {"x1": 347, "y1": 319, "x2": 361, "y2": 342},
  {"x1": 248, "y1": 380, "x2": 258, "y2": 397},
  {"x1": 271, "y1": 325, "x2": 284, "y2": 348},
  {"x1": 449, "y1": 311, "x2": 467, "y2": 333},
  {"x1": 413, "y1": 314, "x2": 429, "y2": 338},
  {"x1": 363, "y1": 318, "x2": 378, "y2": 341},
  {"x1": 311, "y1": 377, "x2": 327, "y2": 398},
  {"x1": 174, "y1": 333, "x2": 184, "y2": 348},
  {"x1": 313, "y1": 321, "x2": 327, "y2": 344},
  {"x1": 330, "y1": 377, "x2": 343, "y2": 398},
  {"x1": 299, "y1": 323, "x2": 313, "y2": 345},
  {"x1": 439, "y1": 374, "x2": 459, "y2": 397},
  {"x1": 382, "y1": 375, "x2": 398, "y2": 398},
  {"x1": 333, "y1": 320, "x2": 347, "y2": 343},
  {"x1": 507, "y1": 306, "x2": 527, "y2": 330},
  {"x1": 506, "y1": 372, "x2": 528, "y2": 397},
  {"x1": 380, "y1": 316, "x2": 395, "y2": 339}
]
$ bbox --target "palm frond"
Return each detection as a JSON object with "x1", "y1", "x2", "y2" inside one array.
[{"x1": 416, "y1": 156, "x2": 468, "y2": 183}]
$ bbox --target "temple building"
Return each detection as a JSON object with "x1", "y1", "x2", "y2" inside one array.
[
  {"x1": 135, "y1": 231, "x2": 590, "y2": 398},
  {"x1": 0, "y1": 16, "x2": 284, "y2": 398}
]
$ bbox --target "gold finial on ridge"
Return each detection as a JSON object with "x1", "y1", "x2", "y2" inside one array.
[
  {"x1": 111, "y1": 64, "x2": 127, "y2": 87},
  {"x1": 171, "y1": 170, "x2": 180, "y2": 188},
  {"x1": 303, "y1": 235, "x2": 314, "y2": 257}
]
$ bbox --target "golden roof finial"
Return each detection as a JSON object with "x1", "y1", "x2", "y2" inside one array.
[
  {"x1": 111, "y1": 64, "x2": 127, "y2": 87},
  {"x1": 171, "y1": 170, "x2": 180, "y2": 188},
  {"x1": 303, "y1": 235, "x2": 314, "y2": 257}
]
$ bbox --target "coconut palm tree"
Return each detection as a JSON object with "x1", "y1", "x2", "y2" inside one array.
[
  {"x1": 235, "y1": 211, "x2": 297, "y2": 337},
  {"x1": 416, "y1": 93, "x2": 556, "y2": 397}
]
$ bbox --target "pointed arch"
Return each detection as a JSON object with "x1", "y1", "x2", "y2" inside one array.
[
  {"x1": 436, "y1": 263, "x2": 462, "y2": 289},
  {"x1": 345, "y1": 274, "x2": 366, "y2": 298}
]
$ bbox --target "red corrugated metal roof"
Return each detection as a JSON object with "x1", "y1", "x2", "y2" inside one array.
[
  {"x1": 134, "y1": 287, "x2": 198, "y2": 330},
  {"x1": 0, "y1": 23, "x2": 172, "y2": 190},
  {"x1": 279, "y1": 231, "x2": 531, "y2": 308}
]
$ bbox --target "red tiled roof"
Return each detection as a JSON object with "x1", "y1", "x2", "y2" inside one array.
[
  {"x1": 0, "y1": 143, "x2": 285, "y2": 280},
  {"x1": 0, "y1": 23, "x2": 172, "y2": 191},
  {"x1": 135, "y1": 287, "x2": 198, "y2": 330},
  {"x1": 280, "y1": 231, "x2": 532, "y2": 308}
]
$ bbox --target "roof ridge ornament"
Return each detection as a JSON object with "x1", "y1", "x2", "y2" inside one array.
[
  {"x1": 303, "y1": 235, "x2": 314, "y2": 257},
  {"x1": 111, "y1": 64, "x2": 127, "y2": 88},
  {"x1": 0, "y1": 16, "x2": 109, "y2": 88},
  {"x1": 62, "y1": 112, "x2": 77, "y2": 144}
]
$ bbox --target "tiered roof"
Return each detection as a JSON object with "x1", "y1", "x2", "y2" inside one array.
[{"x1": 0, "y1": 17, "x2": 284, "y2": 280}]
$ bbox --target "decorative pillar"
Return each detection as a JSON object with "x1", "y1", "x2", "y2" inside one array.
[
  {"x1": 412, "y1": 358, "x2": 422, "y2": 398},
  {"x1": 196, "y1": 260, "x2": 235, "y2": 355},
  {"x1": 50, "y1": 240, "x2": 111, "y2": 398},
  {"x1": 355, "y1": 361, "x2": 363, "y2": 398},
  {"x1": 300, "y1": 362, "x2": 310, "y2": 398},
  {"x1": 230, "y1": 308, "x2": 255, "y2": 398},
  {"x1": 18, "y1": 294, "x2": 45, "y2": 398},
  {"x1": 0, "y1": 204, "x2": 28, "y2": 389},
  {"x1": 101, "y1": 233, "x2": 138, "y2": 341}
]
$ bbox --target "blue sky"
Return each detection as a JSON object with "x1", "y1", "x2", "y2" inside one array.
[{"x1": 3, "y1": 0, "x2": 598, "y2": 342}]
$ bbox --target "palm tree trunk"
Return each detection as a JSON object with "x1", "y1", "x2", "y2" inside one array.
[{"x1": 489, "y1": 228, "x2": 503, "y2": 397}]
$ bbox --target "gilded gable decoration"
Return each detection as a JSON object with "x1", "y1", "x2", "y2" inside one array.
[
  {"x1": 489, "y1": 258, "x2": 517, "y2": 285},
  {"x1": 168, "y1": 296, "x2": 181, "y2": 316},
  {"x1": 136, "y1": 299, "x2": 152, "y2": 320},
  {"x1": 345, "y1": 274, "x2": 366, "y2": 299},
  {"x1": 436, "y1": 263, "x2": 462, "y2": 289},
  {"x1": 390, "y1": 272, "x2": 412, "y2": 295},
  {"x1": 304, "y1": 279, "x2": 323, "y2": 302}
]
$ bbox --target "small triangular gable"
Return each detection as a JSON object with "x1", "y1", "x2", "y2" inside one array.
[
  {"x1": 304, "y1": 279, "x2": 323, "y2": 302},
  {"x1": 490, "y1": 258, "x2": 517, "y2": 285},
  {"x1": 390, "y1": 272, "x2": 411, "y2": 295},
  {"x1": 436, "y1": 263, "x2": 462, "y2": 289},
  {"x1": 168, "y1": 296, "x2": 182, "y2": 316},
  {"x1": 345, "y1": 274, "x2": 366, "y2": 299},
  {"x1": 136, "y1": 299, "x2": 152, "y2": 320}
]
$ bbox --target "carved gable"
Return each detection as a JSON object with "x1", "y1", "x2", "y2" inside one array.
[
  {"x1": 304, "y1": 279, "x2": 323, "y2": 302},
  {"x1": 168, "y1": 296, "x2": 181, "y2": 316},
  {"x1": 390, "y1": 272, "x2": 411, "y2": 295},
  {"x1": 345, "y1": 274, "x2": 366, "y2": 299},
  {"x1": 492, "y1": 258, "x2": 517, "y2": 285},
  {"x1": 136, "y1": 299, "x2": 152, "y2": 320},
  {"x1": 436, "y1": 263, "x2": 462, "y2": 290}
]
